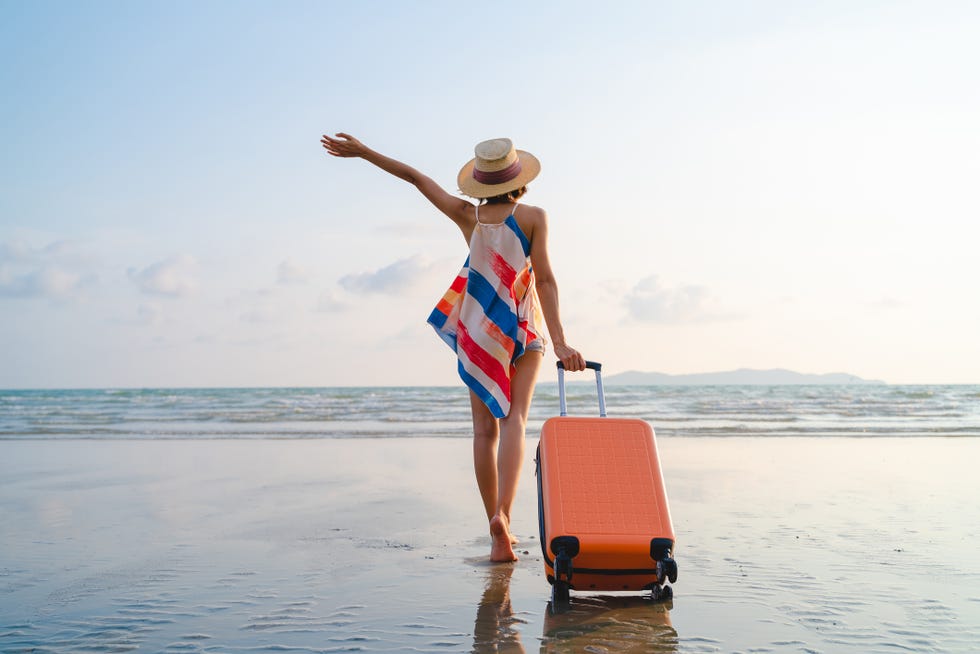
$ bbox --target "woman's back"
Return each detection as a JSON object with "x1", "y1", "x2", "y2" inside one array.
[{"x1": 461, "y1": 201, "x2": 543, "y2": 247}]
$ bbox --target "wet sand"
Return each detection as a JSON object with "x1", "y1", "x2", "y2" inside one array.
[{"x1": 1, "y1": 437, "x2": 978, "y2": 652}]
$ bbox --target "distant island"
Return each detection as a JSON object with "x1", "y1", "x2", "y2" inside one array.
[{"x1": 600, "y1": 368, "x2": 885, "y2": 385}]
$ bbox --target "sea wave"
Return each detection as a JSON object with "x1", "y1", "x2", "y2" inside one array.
[{"x1": 1, "y1": 385, "x2": 977, "y2": 440}]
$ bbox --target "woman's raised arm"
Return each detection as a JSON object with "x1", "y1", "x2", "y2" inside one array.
[{"x1": 321, "y1": 133, "x2": 473, "y2": 233}]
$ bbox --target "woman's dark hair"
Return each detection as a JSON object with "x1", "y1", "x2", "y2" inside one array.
[{"x1": 482, "y1": 186, "x2": 528, "y2": 204}]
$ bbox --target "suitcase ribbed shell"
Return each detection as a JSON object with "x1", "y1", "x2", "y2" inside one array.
[{"x1": 538, "y1": 416, "x2": 674, "y2": 591}]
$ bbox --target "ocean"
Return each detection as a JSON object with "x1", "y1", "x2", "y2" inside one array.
[{"x1": 2, "y1": 384, "x2": 978, "y2": 440}]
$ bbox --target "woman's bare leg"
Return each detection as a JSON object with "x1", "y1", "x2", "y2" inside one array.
[
  {"x1": 469, "y1": 393, "x2": 519, "y2": 546},
  {"x1": 489, "y1": 351, "x2": 543, "y2": 562},
  {"x1": 470, "y1": 392, "x2": 500, "y2": 523}
]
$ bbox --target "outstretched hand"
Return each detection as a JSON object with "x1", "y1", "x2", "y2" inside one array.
[
  {"x1": 321, "y1": 132, "x2": 368, "y2": 158},
  {"x1": 554, "y1": 343, "x2": 586, "y2": 372}
]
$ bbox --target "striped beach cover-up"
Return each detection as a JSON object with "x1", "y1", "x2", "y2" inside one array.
[{"x1": 427, "y1": 204, "x2": 545, "y2": 418}]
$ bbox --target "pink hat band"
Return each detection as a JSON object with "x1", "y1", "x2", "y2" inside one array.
[{"x1": 471, "y1": 158, "x2": 523, "y2": 185}]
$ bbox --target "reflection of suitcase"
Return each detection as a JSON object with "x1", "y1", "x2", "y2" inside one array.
[
  {"x1": 536, "y1": 361, "x2": 677, "y2": 612},
  {"x1": 541, "y1": 595, "x2": 675, "y2": 652}
]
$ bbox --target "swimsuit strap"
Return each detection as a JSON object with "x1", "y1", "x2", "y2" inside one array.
[{"x1": 474, "y1": 200, "x2": 520, "y2": 224}]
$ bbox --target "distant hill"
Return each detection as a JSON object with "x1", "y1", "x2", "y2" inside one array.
[{"x1": 602, "y1": 368, "x2": 885, "y2": 385}]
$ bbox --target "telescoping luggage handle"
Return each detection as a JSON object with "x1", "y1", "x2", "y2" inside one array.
[{"x1": 556, "y1": 360, "x2": 606, "y2": 417}]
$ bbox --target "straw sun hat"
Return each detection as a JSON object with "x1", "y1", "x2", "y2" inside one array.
[{"x1": 457, "y1": 138, "x2": 540, "y2": 199}]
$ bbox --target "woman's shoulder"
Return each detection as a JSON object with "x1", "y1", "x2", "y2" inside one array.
[
  {"x1": 516, "y1": 203, "x2": 546, "y2": 224},
  {"x1": 515, "y1": 203, "x2": 546, "y2": 236}
]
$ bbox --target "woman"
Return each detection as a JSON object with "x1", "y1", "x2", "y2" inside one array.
[{"x1": 321, "y1": 133, "x2": 585, "y2": 562}]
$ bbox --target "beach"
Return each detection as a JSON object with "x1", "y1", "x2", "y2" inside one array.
[{"x1": 2, "y1": 436, "x2": 978, "y2": 652}]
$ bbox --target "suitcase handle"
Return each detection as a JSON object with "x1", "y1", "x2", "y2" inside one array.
[{"x1": 556, "y1": 360, "x2": 607, "y2": 417}]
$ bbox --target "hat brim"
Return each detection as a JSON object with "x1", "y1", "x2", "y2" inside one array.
[{"x1": 457, "y1": 150, "x2": 541, "y2": 199}]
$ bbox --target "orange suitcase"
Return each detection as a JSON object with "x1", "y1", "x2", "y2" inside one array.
[{"x1": 536, "y1": 361, "x2": 677, "y2": 611}]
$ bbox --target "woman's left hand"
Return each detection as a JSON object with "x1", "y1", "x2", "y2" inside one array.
[{"x1": 554, "y1": 343, "x2": 586, "y2": 372}]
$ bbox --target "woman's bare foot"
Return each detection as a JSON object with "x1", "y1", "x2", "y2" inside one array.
[{"x1": 489, "y1": 514, "x2": 518, "y2": 562}]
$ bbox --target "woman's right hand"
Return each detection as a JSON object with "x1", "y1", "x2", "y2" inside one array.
[
  {"x1": 321, "y1": 132, "x2": 368, "y2": 158},
  {"x1": 554, "y1": 343, "x2": 586, "y2": 372}
]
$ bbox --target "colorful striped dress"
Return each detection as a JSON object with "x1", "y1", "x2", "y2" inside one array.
[{"x1": 427, "y1": 204, "x2": 546, "y2": 418}]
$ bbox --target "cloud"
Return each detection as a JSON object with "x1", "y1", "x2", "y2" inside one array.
[
  {"x1": 338, "y1": 255, "x2": 439, "y2": 295},
  {"x1": 0, "y1": 239, "x2": 97, "y2": 300},
  {"x1": 316, "y1": 291, "x2": 348, "y2": 313},
  {"x1": 0, "y1": 241, "x2": 31, "y2": 264},
  {"x1": 625, "y1": 275, "x2": 733, "y2": 324},
  {"x1": 0, "y1": 266, "x2": 91, "y2": 299},
  {"x1": 277, "y1": 259, "x2": 311, "y2": 285},
  {"x1": 128, "y1": 256, "x2": 197, "y2": 297},
  {"x1": 2, "y1": 239, "x2": 94, "y2": 265}
]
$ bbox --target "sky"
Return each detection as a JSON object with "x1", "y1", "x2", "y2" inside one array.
[{"x1": 2, "y1": 0, "x2": 979, "y2": 388}]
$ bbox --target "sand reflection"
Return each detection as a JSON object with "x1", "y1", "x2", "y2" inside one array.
[{"x1": 541, "y1": 595, "x2": 677, "y2": 653}]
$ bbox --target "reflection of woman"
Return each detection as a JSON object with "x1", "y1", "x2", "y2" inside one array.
[
  {"x1": 472, "y1": 564, "x2": 525, "y2": 653},
  {"x1": 541, "y1": 596, "x2": 677, "y2": 653}
]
